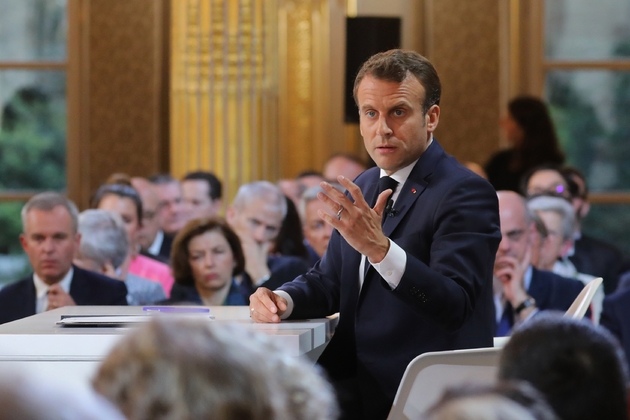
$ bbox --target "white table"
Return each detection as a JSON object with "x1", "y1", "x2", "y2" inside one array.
[{"x1": 0, "y1": 306, "x2": 337, "y2": 390}]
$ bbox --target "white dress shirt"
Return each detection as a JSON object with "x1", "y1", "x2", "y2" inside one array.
[{"x1": 147, "y1": 230, "x2": 165, "y2": 256}]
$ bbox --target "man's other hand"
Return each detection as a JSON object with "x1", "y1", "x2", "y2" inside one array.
[{"x1": 249, "y1": 287, "x2": 287, "y2": 323}]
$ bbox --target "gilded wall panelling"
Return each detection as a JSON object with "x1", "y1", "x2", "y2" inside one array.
[
  {"x1": 425, "y1": 0, "x2": 501, "y2": 167},
  {"x1": 171, "y1": 0, "x2": 278, "y2": 202}
]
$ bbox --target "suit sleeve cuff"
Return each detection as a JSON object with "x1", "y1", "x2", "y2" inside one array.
[
  {"x1": 273, "y1": 290, "x2": 294, "y2": 319},
  {"x1": 368, "y1": 239, "x2": 406, "y2": 289}
]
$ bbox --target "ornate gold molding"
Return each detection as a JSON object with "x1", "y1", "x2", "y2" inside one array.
[{"x1": 171, "y1": 0, "x2": 278, "y2": 201}]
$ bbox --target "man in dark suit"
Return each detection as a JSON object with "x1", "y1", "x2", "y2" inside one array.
[
  {"x1": 131, "y1": 177, "x2": 173, "y2": 263},
  {"x1": 226, "y1": 181, "x2": 309, "y2": 292},
  {"x1": 600, "y1": 286, "x2": 630, "y2": 367},
  {"x1": 494, "y1": 191, "x2": 584, "y2": 336},
  {"x1": 0, "y1": 192, "x2": 128, "y2": 325},
  {"x1": 250, "y1": 50, "x2": 502, "y2": 419}
]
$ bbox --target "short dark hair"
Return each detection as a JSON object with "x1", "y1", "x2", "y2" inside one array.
[
  {"x1": 498, "y1": 313, "x2": 629, "y2": 420},
  {"x1": 560, "y1": 166, "x2": 589, "y2": 199},
  {"x1": 353, "y1": 49, "x2": 441, "y2": 114},
  {"x1": 90, "y1": 183, "x2": 144, "y2": 229},
  {"x1": 171, "y1": 217, "x2": 245, "y2": 286},
  {"x1": 182, "y1": 171, "x2": 222, "y2": 201},
  {"x1": 519, "y1": 163, "x2": 566, "y2": 198},
  {"x1": 148, "y1": 173, "x2": 177, "y2": 185}
]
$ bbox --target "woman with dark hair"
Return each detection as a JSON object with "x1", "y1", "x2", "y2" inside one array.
[
  {"x1": 91, "y1": 182, "x2": 174, "y2": 296},
  {"x1": 485, "y1": 96, "x2": 565, "y2": 192},
  {"x1": 167, "y1": 218, "x2": 249, "y2": 306}
]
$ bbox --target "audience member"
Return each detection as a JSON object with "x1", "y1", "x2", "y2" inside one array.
[
  {"x1": 226, "y1": 181, "x2": 309, "y2": 291},
  {"x1": 92, "y1": 183, "x2": 174, "y2": 296},
  {"x1": 498, "y1": 313, "x2": 629, "y2": 420},
  {"x1": 296, "y1": 170, "x2": 325, "y2": 190},
  {"x1": 494, "y1": 191, "x2": 583, "y2": 336},
  {"x1": 148, "y1": 173, "x2": 189, "y2": 235},
  {"x1": 323, "y1": 153, "x2": 367, "y2": 182},
  {"x1": 299, "y1": 184, "x2": 343, "y2": 263},
  {"x1": 93, "y1": 318, "x2": 338, "y2": 420},
  {"x1": 0, "y1": 371, "x2": 124, "y2": 420},
  {"x1": 423, "y1": 381, "x2": 558, "y2": 420},
  {"x1": 182, "y1": 170, "x2": 223, "y2": 220},
  {"x1": 271, "y1": 195, "x2": 310, "y2": 262},
  {"x1": 529, "y1": 211, "x2": 549, "y2": 269},
  {"x1": 74, "y1": 209, "x2": 165, "y2": 305},
  {"x1": 0, "y1": 192, "x2": 128, "y2": 324},
  {"x1": 166, "y1": 218, "x2": 249, "y2": 306},
  {"x1": 278, "y1": 178, "x2": 303, "y2": 209},
  {"x1": 521, "y1": 165, "x2": 571, "y2": 200},
  {"x1": 601, "y1": 283, "x2": 630, "y2": 369},
  {"x1": 527, "y1": 195, "x2": 603, "y2": 323},
  {"x1": 485, "y1": 96, "x2": 564, "y2": 192},
  {"x1": 132, "y1": 176, "x2": 173, "y2": 262},
  {"x1": 560, "y1": 166, "x2": 623, "y2": 294}
]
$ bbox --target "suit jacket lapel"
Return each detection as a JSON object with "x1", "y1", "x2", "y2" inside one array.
[
  {"x1": 527, "y1": 268, "x2": 549, "y2": 309},
  {"x1": 382, "y1": 140, "x2": 444, "y2": 237}
]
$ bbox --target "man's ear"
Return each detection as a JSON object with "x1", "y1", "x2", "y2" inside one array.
[
  {"x1": 560, "y1": 239, "x2": 574, "y2": 259},
  {"x1": 19, "y1": 233, "x2": 28, "y2": 252},
  {"x1": 226, "y1": 206, "x2": 236, "y2": 224},
  {"x1": 426, "y1": 104, "x2": 440, "y2": 132}
]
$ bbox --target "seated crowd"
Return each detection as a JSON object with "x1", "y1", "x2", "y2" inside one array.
[{"x1": 1, "y1": 152, "x2": 630, "y2": 420}]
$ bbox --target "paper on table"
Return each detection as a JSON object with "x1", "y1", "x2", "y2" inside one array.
[{"x1": 57, "y1": 309, "x2": 214, "y2": 327}]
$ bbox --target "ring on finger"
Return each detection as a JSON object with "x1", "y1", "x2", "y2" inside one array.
[{"x1": 336, "y1": 206, "x2": 345, "y2": 220}]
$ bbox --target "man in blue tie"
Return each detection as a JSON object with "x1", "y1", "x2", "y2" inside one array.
[
  {"x1": 250, "y1": 50, "x2": 502, "y2": 419},
  {"x1": 494, "y1": 191, "x2": 584, "y2": 336}
]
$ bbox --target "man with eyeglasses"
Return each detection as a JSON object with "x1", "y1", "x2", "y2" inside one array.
[
  {"x1": 226, "y1": 181, "x2": 309, "y2": 292},
  {"x1": 494, "y1": 191, "x2": 584, "y2": 336},
  {"x1": 131, "y1": 177, "x2": 172, "y2": 263}
]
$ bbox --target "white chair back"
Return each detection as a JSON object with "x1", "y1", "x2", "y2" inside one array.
[
  {"x1": 564, "y1": 277, "x2": 603, "y2": 319},
  {"x1": 387, "y1": 347, "x2": 501, "y2": 420}
]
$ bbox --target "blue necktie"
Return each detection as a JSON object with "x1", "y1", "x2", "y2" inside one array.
[{"x1": 496, "y1": 302, "x2": 514, "y2": 337}]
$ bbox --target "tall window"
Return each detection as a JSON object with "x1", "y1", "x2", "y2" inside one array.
[
  {"x1": 542, "y1": 0, "x2": 630, "y2": 256},
  {"x1": 0, "y1": 0, "x2": 67, "y2": 283}
]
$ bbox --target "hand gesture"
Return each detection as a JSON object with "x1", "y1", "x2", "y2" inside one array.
[
  {"x1": 494, "y1": 245, "x2": 532, "y2": 306},
  {"x1": 317, "y1": 176, "x2": 393, "y2": 263},
  {"x1": 249, "y1": 287, "x2": 287, "y2": 323},
  {"x1": 237, "y1": 232, "x2": 272, "y2": 284},
  {"x1": 46, "y1": 283, "x2": 76, "y2": 311}
]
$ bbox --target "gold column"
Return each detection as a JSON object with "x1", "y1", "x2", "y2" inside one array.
[
  {"x1": 171, "y1": 0, "x2": 278, "y2": 202},
  {"x1": 172, "y1": 0, "x2": 348, "y2": 195}
]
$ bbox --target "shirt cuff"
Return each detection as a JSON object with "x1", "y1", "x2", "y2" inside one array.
[
  {"x1": 368, "y1": 238, "x2": 406, "y2": 289},
  {"x1": 273, "y1": 290, "x2": 294, "y2": 319}
]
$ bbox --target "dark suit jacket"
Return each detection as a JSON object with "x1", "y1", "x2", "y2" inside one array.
[
  {"x1": 600, "y1": 287, "x2": 630, "y2": 368},
  {"x1": 239, "y1": 255, "x2": 311, "y2": 298},
  {"x1": 570, "y1": 234, "x2": 622, "y2": 294},
  {"x1": 0, "y1": 265, "x2": 128, "y2": 325},
  {"x1": 158, "y1": 232, "x2": 174, "y2": 262},
  {"x1": 278, "y1": 141, "x2": 502, "y2": 418},
  {"x1": 528, "y1": 267, "x2": 585, "y2": 312}
]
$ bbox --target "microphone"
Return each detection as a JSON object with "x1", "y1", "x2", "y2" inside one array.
[{"x1": 385, "y1": 199, "x2": 398, "y2": 217}]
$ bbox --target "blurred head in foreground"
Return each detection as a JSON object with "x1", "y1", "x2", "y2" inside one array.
[{"x1": 93, "y1": 318, "x2": 338, "y2": 420}]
